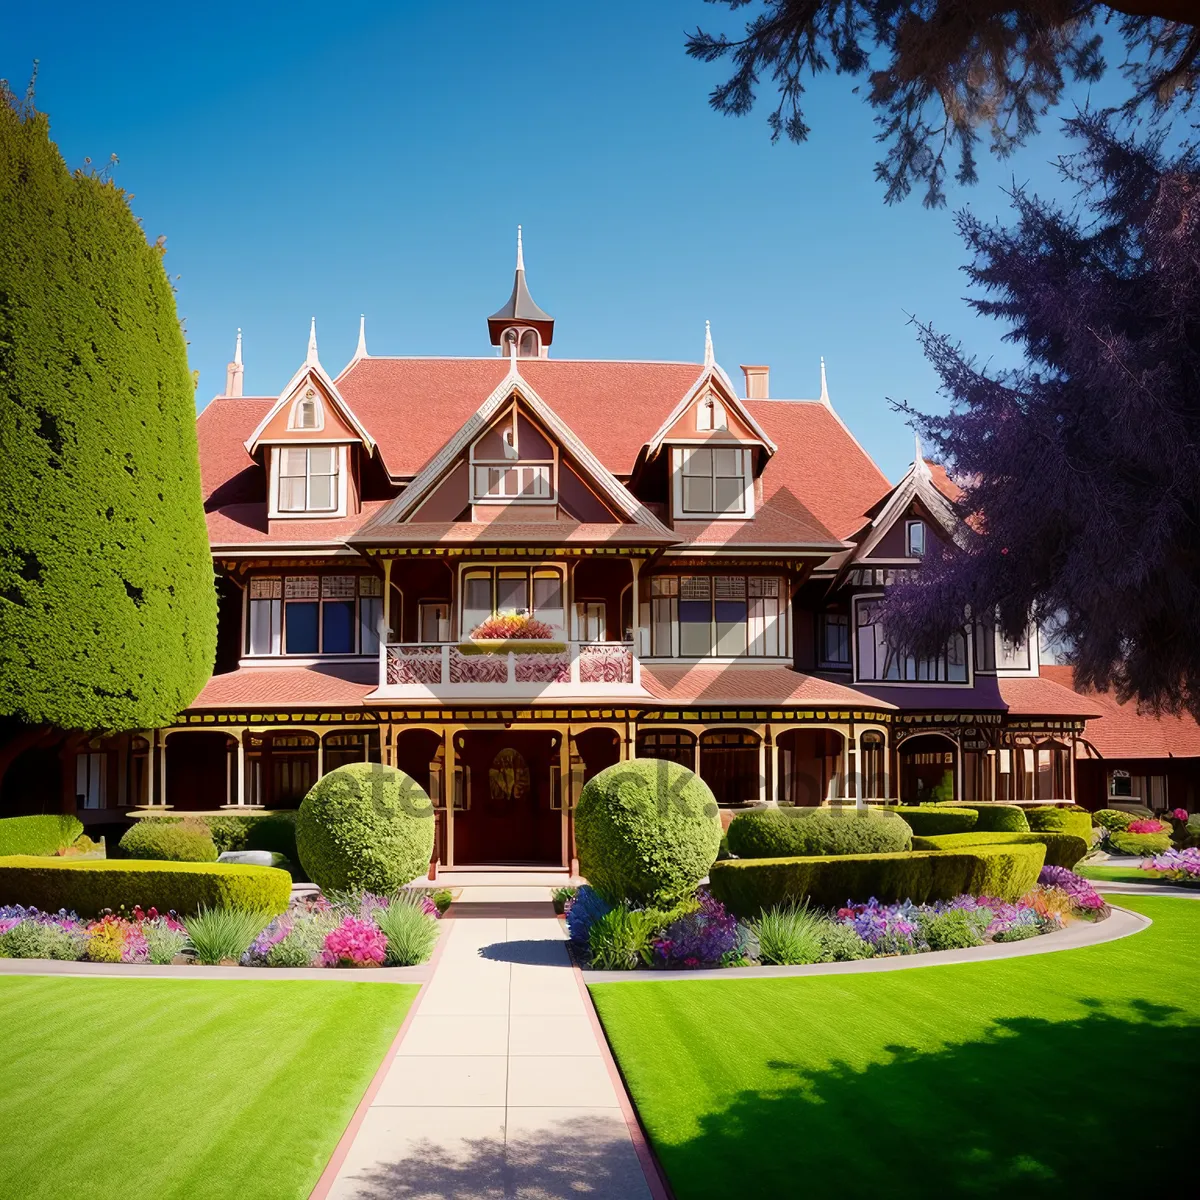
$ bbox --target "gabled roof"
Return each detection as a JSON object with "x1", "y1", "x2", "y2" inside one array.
[
  {"x1": 849, "y1": 441, "x2": 961, "y2": 560},
  {"x1": 643, "y1": 363, "x2": 777, "y2": 460},
  {"x1": 354, "y1": 361, "x2": 677, "y2": 543},
  {"x1": 243, "y1": 356, "x2": 376, "y2": 457}
]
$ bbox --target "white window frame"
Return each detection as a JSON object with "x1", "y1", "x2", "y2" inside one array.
[
  {"x1": 469, "y1": 405, "x2": 557, "y2": 506},
  {"x1": 637, "y1": 574, "x2": 789, "y2": 661},
  {"x1": 269, "y1": 445, "x2": 347, "y2": 518},
  {"x1": 419, "y1": 601, "x2": 452, "y2": 642},
  {"x1": 243, "y1": 574, "x2": 380, "y2": 660},
  {"x1": 288, "y1": 388, "x2": 325, "y2": 431},
  {"x1": 575, "y1": 600, "x2": 607, "y2": 642},
  {"x1": 457, "y1": 563, "x2": 568, "y2": 639},
  {"x1": 672, "y1": 446, "x2": 754, "y2": 520},
  {"x1": 852, "y1": 593, "x2": 972, "y2": 686},
  {"x1": 695, "y1": 394, "x2": 727, "y2": 432},
  {"x1": 906, "y1": 519, "x2": 926, "y2": 558}
]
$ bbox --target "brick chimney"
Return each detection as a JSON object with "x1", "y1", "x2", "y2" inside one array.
[{"x1": 741, "y1": 365, "x2": 769, "y2": 400}]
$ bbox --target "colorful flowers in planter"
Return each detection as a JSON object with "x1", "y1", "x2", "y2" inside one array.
[
  {"x1": 469, "y1": 613, "x2": 554, "y2": 640},
  {"x1": 1141, "y1": 847, "x2": 1200, "y2": 881}
]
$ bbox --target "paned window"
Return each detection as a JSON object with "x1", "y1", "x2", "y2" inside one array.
[
  {"x1": 820, "y1": 611, "x2": 850, "y2": 666},
  {"x1": 641, "y1": 575, "x2": 787, "y2": 659},
  {"x1": 459, "y1": 567, "x2": 566, "y2": 637},
  {"x1": 680, "y1": 448, "x2": 746, "y2": 515},
  {"x1": 906, "y1": 520, "x2": 926, "y2": 558},
  {"x1": 278, "y1": 446, "x2": 338, "y2": 512},
  {"x1": 855, "y1": 598, "x2": 968, "y2": 682},
  {"x1": 246, "y1": 574, "x2": 380, "y2": 656}
]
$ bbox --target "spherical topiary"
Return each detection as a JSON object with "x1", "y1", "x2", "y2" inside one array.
[
  {"x1": 118, "y1": 819, "x2": 217, "y2": 863},
  {"x1": 575, "y1": 759, "x2": 721, "y2": 905},
  {"x1": 726, "y1": 807, "x2": 913, "y2": 859},
  {"x1": 296, "y1": 763, "x2": 434, "y2": 893}
]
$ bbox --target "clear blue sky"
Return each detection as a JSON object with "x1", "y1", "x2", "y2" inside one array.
[{"x1": 5, "y1": 1, "x2": 1125, "y2": 481}]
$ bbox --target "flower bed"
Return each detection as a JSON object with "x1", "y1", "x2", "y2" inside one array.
[
  {"x1": 0, "y1": 889, "x2": 443, "y2": 969},
  {"x1": 565, "y1": 865, "x2": 1110, "y2": 971},
  {"x1": 1139, "y1": 846, "x2": 1200, "y2": 884}
]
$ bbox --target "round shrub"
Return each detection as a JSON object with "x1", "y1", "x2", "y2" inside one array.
[
  {"x1": 118, "y1": 820, "x2": 218, "y2": 863},
  {"x1": 295, "y1": 763, "x2": 434, "y2": 893},
  {"x1": 575, "y1": 760, "x2": 721, "y2": 905},
  {"x1": 1025, "y1": 805, "x2": 1093, "y2": 841},
  {"x1": 1108, "y1": 830, "x2": 1172, "y2": 856},
  {"x1": 945, "y1": 804, "x2": 1029, "y2": 833},
  {"x1": 878, "y1": 806, "x2": 978, "y2": 835},
  {"x1": 726, "y1": 807, "x2": 912, "y2": 859}
]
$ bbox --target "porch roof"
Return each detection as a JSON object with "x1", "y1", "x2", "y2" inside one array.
[
  {"x1": 848, "y1": 673, "x2": 1103, "y2": 719},
  {"x1": 187, "y1": 664, "x2": 377, "y2": 709},
  {"x1": 639, "y1": 665, "x2": 896, "y2": 709}
]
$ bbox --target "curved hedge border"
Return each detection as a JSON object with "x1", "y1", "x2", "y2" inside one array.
[
  {"x1": 877, "y1": 806, "x2": 978, "y2": 835},
  {"x1": 1025, "y1": 806, "x2": 1093, "y2": 841},
  {"x1": 0, "y1": 815, "x2": 84, "y2": 857},
  {"x1": 0, "y1": 856, "x2": 291, "y2": 917},
  {"x1": 118, "y1": 820, "x2": 217, "y2": 863},
  {"x1": 942, "y1": 804, "x2": 1029, "y2": 833},
  {"x1": 911, "y1": 831, "x2": 1088, "y2": 869},
  {"x1": 726, "y1": 807, "x2": 912, "y2": 859},
  {"x1": 708, "y1": 843, "x2": 1046, "y2": 917}
]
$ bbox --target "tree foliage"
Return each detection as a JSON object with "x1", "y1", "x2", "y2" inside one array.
[
  {"x1": 0, "y1": 82, "x2": 217, "y2": 731},
  {"x1": 686, "y1": 1, "x2": 1198, "y2": 205},
  {"x1": 885, "y1": 112, "x2": 1200, "y2": 717}
]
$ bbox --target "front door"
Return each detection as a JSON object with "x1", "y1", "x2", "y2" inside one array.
[{"x1": 454, "y1": 731, "x2": 562, "y2": 865}]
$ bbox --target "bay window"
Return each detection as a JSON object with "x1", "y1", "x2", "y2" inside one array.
[
  {"x1": 855, "y1": 598, "x2": 968, "y2": 683},
  {"x1": 641, "y1": 575, "x2": 787, "y2": 658},
  {"x1": 278, "y1": 446, "x2": 339, "y2": 513},
  {"x1": 246, "y1": 574, "x2": 382, "y2": 656}
]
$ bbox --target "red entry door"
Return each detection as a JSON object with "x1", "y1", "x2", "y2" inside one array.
[{"x1": 454, "y1": 732, "x2": 562, "y2": 865}]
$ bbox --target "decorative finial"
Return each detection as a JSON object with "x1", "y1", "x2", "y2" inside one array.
[
  {"x1": 703, "y1": 320, "x2": 714, "y2": 368},
  {"x1": 355, "y1": 314, "x2": 367, "y2": 359},
  {"x1": 516, "y1": 225, "x2": 525, "y2": 273},
  {"x1": 306, "y1": 317, "x2": 319, "y2": 366},
  {"x1": 234, "y1": 327, "x2": 242, "y2": 366},
  {"x1": 819, "y1": 356, "x2": 830, "y2": 406},
  {"x1": 913, "y1": 431, "x2": 931, "y2": 478}
]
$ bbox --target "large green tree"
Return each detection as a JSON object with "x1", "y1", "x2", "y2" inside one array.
[
  {"x1": 687, "y1": 1, "x2": 1197, "y2": 206},
  {"x1": 0, "y1": 82, "x2": 216, "y2": 792}
]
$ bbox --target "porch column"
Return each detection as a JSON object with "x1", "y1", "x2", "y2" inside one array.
[
  {"x1": 236, "y1": 732, "x2": 246, "y2": 806},
  {"x1": 382, "y1": 558, "x2": 394, "y2": 639},
  {"x1": 767, "y1": 726, "x2": 779, "y2": 807},
  {"x1": 444, "y1": 727, "x2": 456, "y2": 868},
  {"x1": 158, "y1": 730, "x2": 169, "y2": 809},
  {"x1": 630, "y1": 557, "x2": 642, "y2": 649},
  {"x1": 316, "y1": 734, "x2": 324, "y2": 779},
  {"x1": 757, "y1": 735, "x2": 768, "y2": 805},
  {"x1": 559, "y1": 731, "x2": 571, "y2": 869}
]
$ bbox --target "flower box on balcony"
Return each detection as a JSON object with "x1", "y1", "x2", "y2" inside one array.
[{"x1": 457, "y1": 639, "x2": 568, "y2": 656}]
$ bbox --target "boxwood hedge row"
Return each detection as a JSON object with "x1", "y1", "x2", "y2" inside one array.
[
  {"x1": 0, "y1": 814, "x2": 83, "y2": 857},
  {"x1": 911, "y1": 830, "x2": 1088, "y2": 869}
]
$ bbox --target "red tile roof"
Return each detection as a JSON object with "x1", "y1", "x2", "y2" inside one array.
[
  {"x1": 355, "y1": 519, "x2": 675, "y2": 546},
  {"x1": 640, "y1": 665, "x2": 896, "y2": 708},
  {"x1": 189, "y1": 664, "x2": 377, "y2": 709},
  {"x1": 745, "y1": 401, "x2": 892, "y2": 539},
  {"x1": 997, "y1": 674, "x2": 1104, "y2": 718},
  {"x1": 926, "y1": 460, "x2": 965, "y2": 504},
  {"x1": 197, "y1": 398, "x2": 274, "y2": 506},
  {"x1": 206, "y1": 501, "x2": 392, "y2": 548},
  {"x1": 1041, "y1": 665, "x2": 1200, "y2": 757}
]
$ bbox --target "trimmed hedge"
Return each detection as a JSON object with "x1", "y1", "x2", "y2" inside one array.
[
  {"x1": 911, "y1": 831, "x2": 1089, "y2": 869},
  {"x1": 1094, "y1": 809, "x2": 1136, "y2": 832},
  {"x1": 726, "y1": 807, "x2": 912, "y2": 859},
  {"x1": 0, "y1": 814, "x2": 83, "y2": 857},
  {"x1": 576, "y1": 759, "x2": 721, "y2": 905},
  {"x1": 944, "y1": 804, "x2": 1029, "y2": 833},
  {"x1": 1025, "y1": 805, "x2": 1093, "y2": 841},
  {"x1": 1108, "y1": 830, "x2": 1172, "y2": 856},
  {"x1": 135, "y1": 811, "x2": 299, "y2": 860},
  {"x1": 878, "y1": 806, "x2": 978, "y2": 835},
  {"x1": 708, "y1": 844, "x2": 1046, "y2": 917},
  {"x1": 0, "y1": 856, "x2": 291, "y2": 917},
  {"x1": 296, "y1": 764, "x2": 434, "y2": 893},
  {"x1": 118, "y1": 820, "x2": 218, "y2": 863}
]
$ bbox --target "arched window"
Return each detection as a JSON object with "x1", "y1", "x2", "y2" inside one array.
[
  {"x1": 696, "y1": 394, "x2": 727, "y2": 432},
  {"x1": 636, "y1": 729, "x2": 696, "y2": 768},
  {"x1": 292, "y1": 389, "x2": 322, "y2": 430},
  {"x1": 519, "y1": 329, "x2": 539, "y2": 358}
]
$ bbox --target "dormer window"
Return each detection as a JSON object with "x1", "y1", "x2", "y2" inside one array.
[
  {"x1": 696, "y1": 394, "x2": 727, "y2": 432},
  {"x1": 290, "y1": 388, "x2": 323, "y2": 431},
  {"x1": 679, "y1": 447, "x2": 749, "y2": 516},
  {"x1": 906, "y1": 519, "x2": 926, "y2": 558},
  {"x1": 279, "y1": 446, "x2": 339, "y2": 512}
]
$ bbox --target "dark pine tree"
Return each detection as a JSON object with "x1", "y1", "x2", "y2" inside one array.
[
  {"x1": 885, "y1": 111, "x2": 1200, "y2": 716},
  {"x1": 0, "y1": 81, "x2": 217, "y2": 799}
]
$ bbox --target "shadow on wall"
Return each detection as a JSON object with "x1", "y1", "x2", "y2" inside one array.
[
  {"x1": 341, "y1": 1111, "x2": 648, "y2": 1199},
  {"x1": 651, "y1": 999, "x2": 1199, "y2": 1200}
]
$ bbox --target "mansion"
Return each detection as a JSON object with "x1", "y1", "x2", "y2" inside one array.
[{"x1": 15, "y1": 234, "x2": 1142, "y2": 869}]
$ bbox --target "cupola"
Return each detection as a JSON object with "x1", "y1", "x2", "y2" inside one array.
[{"x1": 487, "y1": 225, "x2": 554, "y2": 357}]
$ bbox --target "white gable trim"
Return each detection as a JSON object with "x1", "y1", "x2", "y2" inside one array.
[
  {"x1": 244, "y1": 359, "x2": 376, "y2": 455},
  {"x1": 854, "y1": 457, "x2": 962, "y2": 561},
  {"x1": 357, "y1": 364, "x2": 676, "y2": 539},
  {"x1": 644, "y1": 366, "x2": 778, "y2": 460}
]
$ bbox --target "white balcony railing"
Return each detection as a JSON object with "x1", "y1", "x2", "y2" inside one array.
[{"x1": 373, "y1": 640, "x2": 642, "y2": 698}]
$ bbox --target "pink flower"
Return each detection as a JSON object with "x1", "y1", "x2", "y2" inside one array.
[
  {"x1": 322, "y1": 916, "x2": 387, "y2": 967},
  {"x1": 1172, "y1": 808, "x2": 1189, "y2": 821},
  {"x1": 1127, "y1": 819, "x2": 1167, "y2": 834}
]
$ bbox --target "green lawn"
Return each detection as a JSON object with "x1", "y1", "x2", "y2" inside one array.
[
  {"x1": 0, "y1": 976, "x2": 416, "y2": 1200},
  {"x1": 1078, "y1": 862, "x2": 1198, "y2": 886},
  {"x1": 591, "y1": 896, "x2": 1199, "y2": 1200}
]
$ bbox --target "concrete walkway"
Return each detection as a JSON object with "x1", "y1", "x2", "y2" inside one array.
[{"x1": 320, "y1": 887, "x2": 653, "y2": 1200}]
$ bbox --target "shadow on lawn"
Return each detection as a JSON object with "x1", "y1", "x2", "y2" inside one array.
[
  {"x1": 654, "y1": 998, "x2": 1200, "y2": 1200},
  {"x1": 341, "y1": 1112, "x2": 648, "y2": 1199}
]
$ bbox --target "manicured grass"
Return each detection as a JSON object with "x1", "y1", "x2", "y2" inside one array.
[
  {"x1": 0, "y1": 976, "x2": 416, "y2": 1200},
  {"x1": 591, "y1": 897, "x2": 1199, "y2": 1200},
  {"x1": 1078, "y1": 862, "x2": 1198, "y2": 886}
]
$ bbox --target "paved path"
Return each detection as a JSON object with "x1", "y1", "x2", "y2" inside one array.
[{"x1": 321, "y1": 886, "x2": 653, "y2": 1200}]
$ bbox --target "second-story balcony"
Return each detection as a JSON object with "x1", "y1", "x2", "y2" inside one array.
[{"x1": 372, "y1": 639, "x2": 644, "y2": 700}]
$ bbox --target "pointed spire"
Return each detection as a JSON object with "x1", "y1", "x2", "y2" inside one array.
[
  {"x1": 703, "y1": 320, "x2": 714, "y2": 368},
  {"x1": 355, "y1": 314, "x2": 368, "y2": 360},
  {"x1": 225, "y1": 328, "x2": 245, "y2": 397},
  {"x1": 306, "y1": 317, "x2": 319, "y2": 366},
  {"x1": 819, "y1": 356, "x2": 830, "y2": 406},
  {"x1": 516, "y1": 224, "x2": 525, "y2": 272},
  {"x1": 488, "y1": 226, "x2": 554, "y2": 351},
  {"x1": 913, "y1": 431, "x2": 931, "y2": 479}
]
